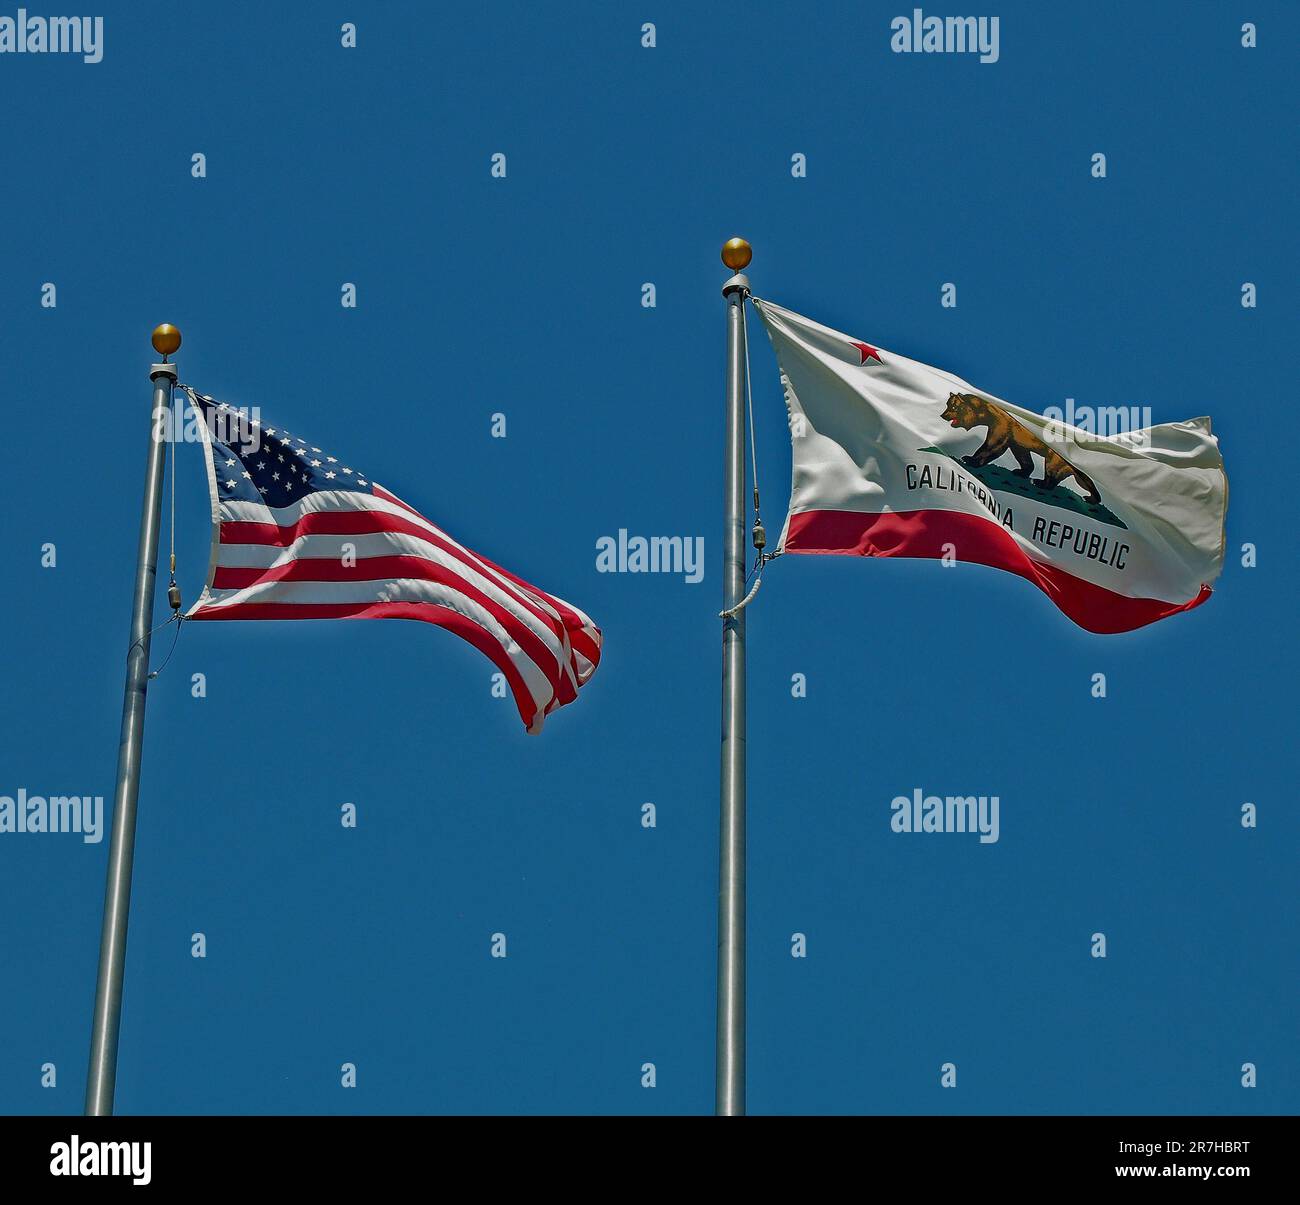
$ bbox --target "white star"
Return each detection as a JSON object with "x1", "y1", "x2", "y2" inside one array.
[
  {"x1": 342, "y1": 468, "x2": 352, "y2": 475},
  {"x1": 326, "y1": 456, "x2": 337, "y2": 463},
  {"x1": 265, "y1": 429, "x2": 276, "y2": 437},
  {"x1": 242, "y1": 471, "x2": 252, "y2": 480},
  {"x1": 277, "y1": 454, "x2": 285, "y2": 462},
  {"x1": 357, "y1": 479, "x2": 368, "y2": 486},
  {"x1": 256, "y1": 462, "x2": 266, "y2": 470},
  {"x1": 295, "y1": 447, "x2": 307, "y2": 456},
  {"x1": 258, "y1": 486, "x2": 269, "y2": 496},
  {"x1": 223, "y1": 479, "x2": 237, "y2": 489},
  {"x1": 310, "y1": 459, "x2": 322, "y2": 467},
  {"x1": 225, "y1": 458, "x2": 236, "y2": 467},
  {"x1": 312, "y1": 447, "x2": 321, "y2": 453},
  {"x1": 325, "y1": 470, "x2": 336, "y2": 479},
  {"x1": 272, "y1": 471, "x2": 280, "y2": 480}
]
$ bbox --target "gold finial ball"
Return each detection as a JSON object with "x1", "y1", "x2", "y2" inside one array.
[
  {"x1": 721, "y1": 237, "x2": 752, "y2": 272},
  {"x1": 151, "y1": 323, "x2": 182, "y2": 357}
]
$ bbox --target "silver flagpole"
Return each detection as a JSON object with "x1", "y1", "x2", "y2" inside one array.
[
  {"x1": 85, "y1": 324, "x2": 182, "y2": 1116},
  {"x1": 717, "y1": 239, "x2": 752, "y2": 1115}
]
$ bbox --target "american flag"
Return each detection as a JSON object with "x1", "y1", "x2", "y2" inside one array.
[{"x1": 181, "y1": 387, "x2": 601, "y2": 732}]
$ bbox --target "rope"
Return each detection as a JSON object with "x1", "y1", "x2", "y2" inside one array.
[
  {"x1": 744, "y1": 301, "x2": 760, "y2": 495},
  {"x1": 135, "y1": 377, "x2": 187, "y2": 679},
  {"x1": 168, "y1": 379, "x2": 177, "y2": 587},
  {"x1": 718, "y1": 294, "x2": 778, "y2": 620},
  {"x1": 720, "y1": 567, "x2": 764, "y2": 619}
]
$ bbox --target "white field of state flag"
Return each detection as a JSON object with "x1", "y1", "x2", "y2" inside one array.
[{"x1": 754, "y1": 299, "x2": 1228, "y2": 634}]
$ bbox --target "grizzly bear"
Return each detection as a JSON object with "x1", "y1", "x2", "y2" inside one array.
[{"x1": 940, "y1": 392, "x2": 1101, "y2": 505}]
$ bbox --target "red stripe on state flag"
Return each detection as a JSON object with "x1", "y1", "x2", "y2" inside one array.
[{"x1": 784, "y1": 508, "x2": 1211, "y2": 635}]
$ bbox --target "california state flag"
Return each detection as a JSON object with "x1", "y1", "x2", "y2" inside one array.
[{"x1": 755, "y1": 299, "x2": 1227, "y2": 634}]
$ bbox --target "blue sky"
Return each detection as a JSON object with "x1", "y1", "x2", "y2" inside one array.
[{"x1": 0, "y1": 1, "x2": 1295, "y2": 1114}]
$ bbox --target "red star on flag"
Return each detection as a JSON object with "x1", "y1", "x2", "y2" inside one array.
[{"x1": 851, "y1": 341, "x2": 883, "y2": 366}]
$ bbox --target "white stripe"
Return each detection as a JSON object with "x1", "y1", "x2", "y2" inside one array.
[
  {"x1": 218, "y1": 487, "x2": 593, "y2": 688},
  {"x1": 197, "y1": 576, "x2": 557, "y2": 711},
  {"x1": 215, "y1": 529, "x2": 570, "y2": 671},
  {"x1": 220, "y1": 489, "x2": 577, "y2": 629}
]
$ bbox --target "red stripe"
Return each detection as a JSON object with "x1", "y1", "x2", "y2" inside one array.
[
  {"x1": 494, "y1": 562, "x2": 601, "y2": 667},
  {"x1": 214, "y1": 553, "x2": 522, "y2": 591},
  {"x1": 375, "y1": 487, "x2": 603, "y2": 669},
  {"x1": 461, "y1": 542, "x2": 603, "y2": 669},
  {"x1": 219, "y1": 509, "x2": 568, "y2": 642},
  {"x1": 783, "y1": 508, "x2": 1211, "y2": 634},
  {"x1": 186, "y1": 600, "x2": 545, "y2": 729},
  {"x1": 372, "y1": 483, "x2": 427, "y2": 520},
  {"x1": 219, "y1": 512, "x2": 387, "y2": 546},
  {"x1": 567, "y1": 629, "x2": 601, "y2": 669},
  {"x1": 208, "y1": 554, "x2": 576, "y2": 707}
]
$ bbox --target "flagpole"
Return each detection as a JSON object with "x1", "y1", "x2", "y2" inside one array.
[
  {"x1": 85, "y1": 324, "x2": 181, "y2": 1116},
  {"x1": 717, "y1": 238, "x2": 752, "y2": 1116}
]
